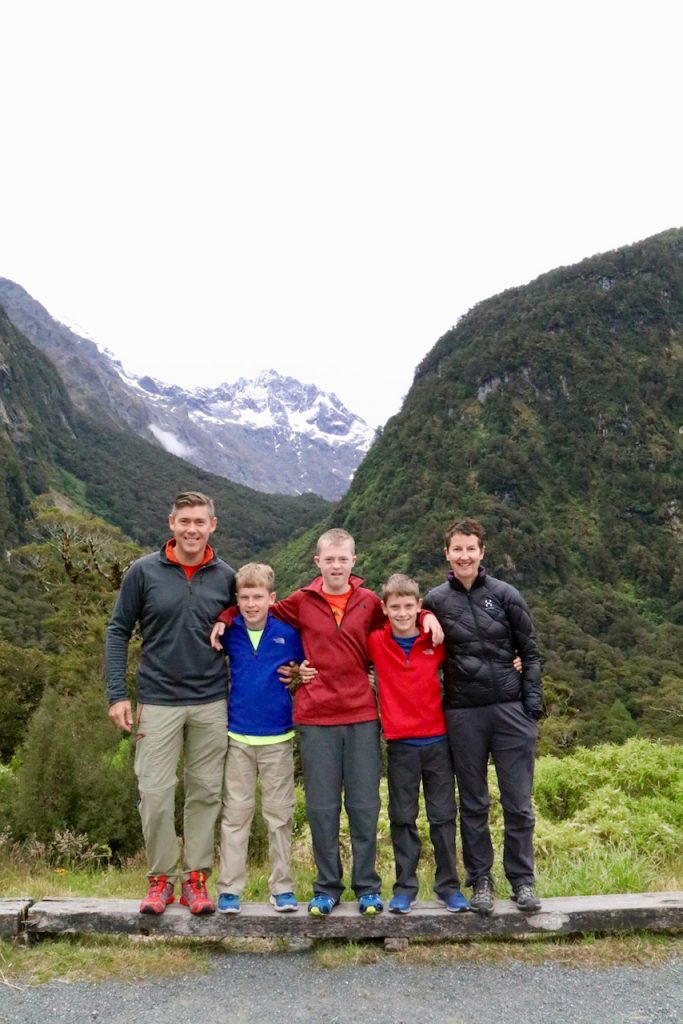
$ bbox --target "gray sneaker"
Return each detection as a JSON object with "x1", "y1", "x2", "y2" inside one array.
[
  {"x1": 470, "y1": 876, "x2": 494, "y2": 915},
  {"x1": 512, "y1": 884, "x2": 541, "y2": 912}
]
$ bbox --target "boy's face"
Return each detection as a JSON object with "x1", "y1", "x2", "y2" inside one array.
[
  {"x1": 236, "y1": 586, "x2": 275, "y2": 629},
  {"x1": 381, "y1": 594, "x2": 422, "y2": 637},
  {"x1": 445, "y1": 532, "x2": 485, "y2": 589},
  {"x1": 314, "y1": 541, "x2": 356, "y2": 594}
]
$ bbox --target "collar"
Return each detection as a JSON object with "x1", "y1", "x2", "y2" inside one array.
[
  {"x1": 302, "y1": 573, "x2": 366, "y2": 596},
  {"x1": 164, "y1": 539, "x2": 215, "y2": 569},
  {"x1": 447, "y1": 565, "x2": 487, "y2": 592}
]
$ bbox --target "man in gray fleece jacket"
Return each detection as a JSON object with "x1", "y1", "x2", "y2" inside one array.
[{"x1": 106, "y1": 491, "x2": 235, "y2": 915}]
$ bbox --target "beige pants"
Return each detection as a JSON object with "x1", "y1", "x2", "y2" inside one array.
[
  {"x1": 134, "y1": 700, "x2": 228, "y2": 881},
  {"x1": 217, "y1": 737, "x2": 295, "y2": 896}
]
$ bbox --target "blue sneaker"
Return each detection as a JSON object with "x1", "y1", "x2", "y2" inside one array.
[
  {"x1": 436, "y1": 890, "x2": 470, "y2": 913},
  {"x1": 358, "y1": 893, "x2": 384, "y2": 915},
  {"x1": 308, "y1": 893, "x2": 339, "y2": 916},
  {"x1": 217, "y1": 892, "x2": 241, "y2": 914},
  {"x1": 388, "y1": 893, "x2": 414, "y2": 914},
  {"x1": 270, "y1": 892, "x2": 298, "y2": 912}
]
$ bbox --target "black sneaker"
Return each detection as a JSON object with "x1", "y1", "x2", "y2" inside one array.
[
  {"x1": 470, "y1": 876, "x2": 494, "y2": 916},
  {"x1": 512, "y1": 884, "x2": 541, "y2": 912}
]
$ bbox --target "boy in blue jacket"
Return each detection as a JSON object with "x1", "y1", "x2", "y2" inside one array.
[{"x1": 216, "y1": 563, "x2": 305, "y2": 913}]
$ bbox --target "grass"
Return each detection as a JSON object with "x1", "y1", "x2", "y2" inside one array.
[
  {"x1": 0, "y1": 934, "x2": 216, "y2": 988},
  {"x1": 311, "y1": 932, "x2": 683, "y2": 969},
  {"x1": 1, "y1": 932, "x2": 680, "y2": 989}
]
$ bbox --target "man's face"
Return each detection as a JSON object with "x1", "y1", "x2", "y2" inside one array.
[
  {"x1": 381, "y1": 594, "x2": 422, "y2": 637},
  {"x1": 168, "y1": 504, "x2": 217, "y2": 565},
  {"x1": 314, "y1": 541, "x2": 356, "y2": 594},
  {"x1": 236, "y1": 586, "x2": 275, "y2": 630},
  {"x1": 445, "y1": 532, "x2": 485, "y2": 589}
]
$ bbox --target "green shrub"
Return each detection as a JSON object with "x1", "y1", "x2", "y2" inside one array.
[
  {"x1": 11, "y1": 686, "x2": 140, "y2": 859},
  {"x1": 533, "y1": 738, "x2": 682, "y2": 821}
]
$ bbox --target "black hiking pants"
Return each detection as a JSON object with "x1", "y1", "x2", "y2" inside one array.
[
  {"x1": 387, "y1": 737, "x2": 460, "y2": 899},
  {"x1": 445, "y1": 701, "x2": 537, "y2": 889}
]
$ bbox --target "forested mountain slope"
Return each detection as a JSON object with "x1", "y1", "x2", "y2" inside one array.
[
  {"x1": 274, "y1": 229, "x2": 683, "y2": 747},
  {"x1": 0, "y1": 305, "x2": 329, "y2": 561}
]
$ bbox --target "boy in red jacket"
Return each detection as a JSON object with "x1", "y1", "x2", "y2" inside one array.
[{"x1": 368, "y1": 574, "x2": 469, "y2": 914}]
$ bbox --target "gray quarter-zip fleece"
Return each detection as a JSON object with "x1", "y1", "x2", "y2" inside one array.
[{"x1": 105, "y1": 545, "x2": 235, "y2": 706}]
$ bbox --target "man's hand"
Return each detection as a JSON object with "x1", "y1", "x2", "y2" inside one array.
[
  {"x1": 513, "y1": 655, "x2": 522, "y2": 673},
  {"x1": 108, "y1": 699, "x2": 133, "y2": 732},
  {"x1": 422, "y1": 612, "x2": 444, "y2": 646},
  {"x1": 278, "y1": 659, "x2": 316, "y2": 694},
  {"x1": 210, "y1": 621, "x2": 226, "y2": 651}
]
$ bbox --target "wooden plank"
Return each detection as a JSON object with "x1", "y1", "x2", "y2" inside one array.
[
  {"x1": 0, "y1": 899, "x2": 31, "y2": 938},
  {"x1": 25, "y1": 891, "x2": 683, "y2": 942}
]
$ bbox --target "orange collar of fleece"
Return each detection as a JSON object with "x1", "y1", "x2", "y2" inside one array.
[{"x1": 165, "y1": 540, "x2": 214, "y2": 580}]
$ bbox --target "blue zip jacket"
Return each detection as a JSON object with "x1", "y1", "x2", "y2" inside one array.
[{"x1": 222, "y1": 612, "x2": 304, "y2": 735}]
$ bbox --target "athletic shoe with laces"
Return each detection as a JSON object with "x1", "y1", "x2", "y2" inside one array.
[
  {"x1": 180, "y1": 870, "x2": 216, "y2": 915},
  {"x1": 217, "y1": 892, "x2": 241, "y2": 914},
  {"x1": 435, "y1": 890, "x2": 470, "y2": 913},
  {"x1": 307, "y1": 893, "x2": 339, "y2": 916},
  {"x1": 388, "y1": 893, "x2": 415, "y2": 914},
  {"x1": 358, "y1": 893, "x2": 383, "y2": 915},
  {"x1": 512, "y1": 883, "x2": 541, "y2": 912},
  {"x1": 270, "y1": 892, "x2": 298, "y2": 912},
  {"x1": 139, "y1": 875, "x2": 175, "y2": 914},
  {"x1": 470, "y1": 876, "x2": 494, "y2": 916}
]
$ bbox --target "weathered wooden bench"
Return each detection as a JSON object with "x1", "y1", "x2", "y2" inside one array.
[
  {"x1": 6, "y1": 891, "x2": 681, "y2": 948},
  {"x1": 0, "y1": 899, "x2": 31, "y2": 939}
]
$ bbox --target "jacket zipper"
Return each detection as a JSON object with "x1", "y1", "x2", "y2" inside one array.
[{"x1": 466, "y1": 588, "x2": 499, "y2": 701}]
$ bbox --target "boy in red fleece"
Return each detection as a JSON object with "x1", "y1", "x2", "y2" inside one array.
[
  {"x1": 211, "y1": 529, "x2": 443, "y2": 916},
  {"x1": 368, "y1": 574, "x2": 469, "y2": 914}
]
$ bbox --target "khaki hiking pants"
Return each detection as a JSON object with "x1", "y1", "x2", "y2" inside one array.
[
  {"x1": 134, "y1": 700, "x2": 228, "y2": 881},
  {"x1": 217, "y1": 737, "x2": 295, "y2": 896}
]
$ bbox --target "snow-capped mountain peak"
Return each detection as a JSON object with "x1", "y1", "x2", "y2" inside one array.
[{"x1": 116, "y1": 365, "x2": 374, "y2": 498}]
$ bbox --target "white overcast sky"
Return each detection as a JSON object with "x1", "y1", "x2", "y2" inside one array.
[{"x1": 1, "y1": 1, "x2": 681, "y2": 427}]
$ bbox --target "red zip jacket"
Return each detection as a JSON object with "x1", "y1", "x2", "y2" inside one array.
[
  {"x1": 219, "y1": 574, "x2": 385, "y2": 725},
  {"x1": 368, "y1": 622, "x2": 446, "y2": 740}
]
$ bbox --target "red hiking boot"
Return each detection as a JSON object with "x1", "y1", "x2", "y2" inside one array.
[
  {"x1": 180, "y1": 870, "x2": 216, "y2": 915},
  {"x1": 139, "y1": 875, "x2": 175, "y2": 914}
]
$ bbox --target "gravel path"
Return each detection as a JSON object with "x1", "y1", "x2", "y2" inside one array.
[{"x1": 1, "y1": 952, "x2": 681, "y2": 1024}]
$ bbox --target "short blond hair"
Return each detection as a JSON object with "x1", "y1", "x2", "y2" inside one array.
[
  {"x1": 381, "y1": 573, "x2": 421, "y2": 602},
  {"x1": 316, "y1": 528, "x2": 355, "y2": 554},
  {"x1": 236, "y1": 562, "x2": 275, "y2": 592}
]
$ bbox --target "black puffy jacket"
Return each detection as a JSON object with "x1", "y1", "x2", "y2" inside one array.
[{"x1": 423, "y1": 567, "x2": 542, "y2": 717}]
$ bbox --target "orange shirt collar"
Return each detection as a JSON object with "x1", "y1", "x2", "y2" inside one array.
[{"x1": 165, "y1": 539, "x2": 214, "y2": 569}]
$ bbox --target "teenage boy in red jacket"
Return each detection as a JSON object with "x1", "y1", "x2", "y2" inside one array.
[
  {"x1": 211, "y1": 528, "x2": 443, "y2": 916},
  {"x1": 368, "y1": 574, "x2": 469, "y2": 914}
]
